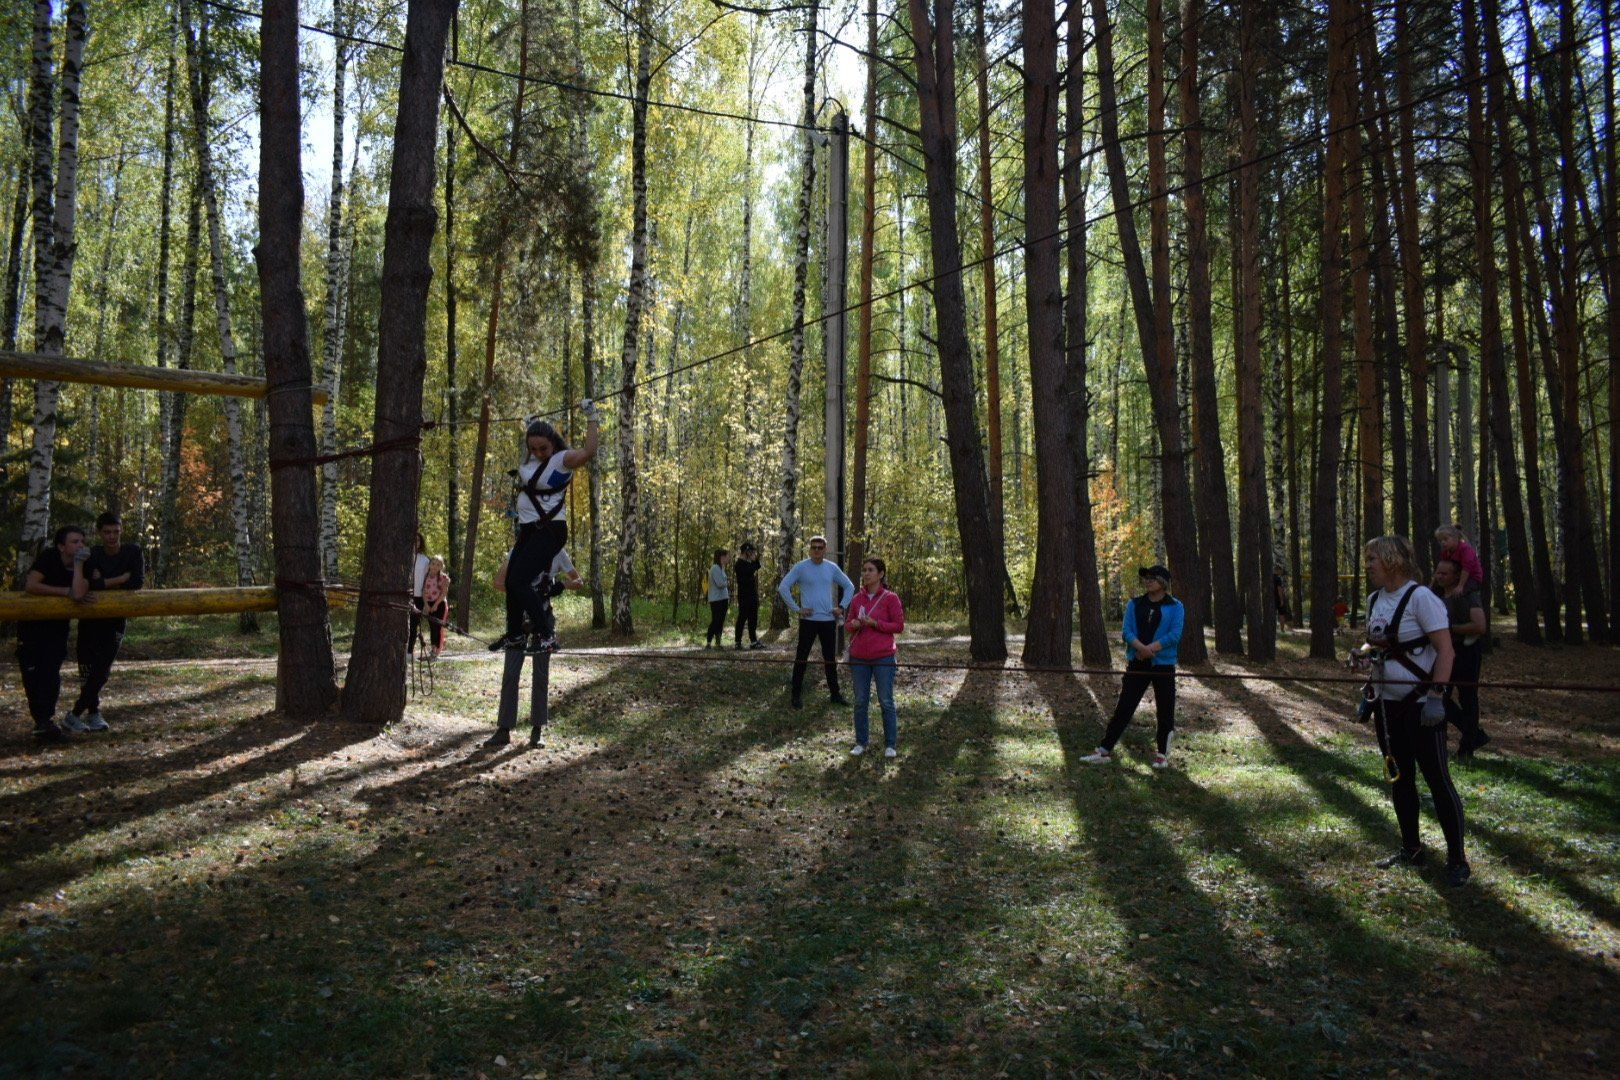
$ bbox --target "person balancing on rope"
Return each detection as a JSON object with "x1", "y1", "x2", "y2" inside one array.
[{"x1": 490, "y1": 399, "x2": 599, "y2": 655}]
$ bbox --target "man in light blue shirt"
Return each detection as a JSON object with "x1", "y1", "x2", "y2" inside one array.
[{"x1": 777, "y1": 535, "x2": 855, "y2": 708}]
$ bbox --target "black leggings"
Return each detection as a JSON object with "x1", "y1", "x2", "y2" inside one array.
[
  {"x1": 1445, "y1": 640, "x2": 1483, "y2": 743},
  {"x1": 424, "y1": 599, "x2": 449, "y2": 650},
  {"x1": 734, "y1": 594, "x2": 758, "y2": 644},
  {"x1": 707, "y1": 599, "x2": 729, "y2": 644},
  {"x1": 792, "y1": 619, "x2": 841, "y2": 697},
  {"x1": 505, "y1": 521, "x2": 567, "y2": 638},
  {"x1": 1381, "y1": 698, "x2": 1467, "y2": 863},
  {"x1": 409, "y1": 596, "x2": 425, "y2": 648},
  {"x1": 74, "y1": 623, "x2": 124, "y2": 714},
  {"x1": 1101, "y1": 660, "x2": 1176, "y2": 754}
]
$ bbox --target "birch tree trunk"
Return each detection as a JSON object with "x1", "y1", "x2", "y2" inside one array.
[
  {"x1": 319, "y1": 0, "x2": 349, "y2": 582},
  {"x1": 341, "y1": 0, "x2": 458, "y2": 722},
  {"x1": 157, "y1": 180, "x2": 200, "y2": 586},
  {"x1": 612, "y1": 12, "x2": 652, "y2": 635},
  {"x1": 1065, "y1": 0, "x2": 1109, "y2": 665},
  {"x1": 907, "y1": 0, "x2": 1007, "y2": 659},
  {"x1": 19, "y1": 0, "x2": 88, "y2": 574},
  {"x1": 1179, "y1": 0, "x2": 1241, "y2": 654},
  {"x1": 771, "y1": 0, "x2": 818, "y2": 632},
  {"x1": 0, "y1": 139, "x2": 27, "y2": 520},
  {"x1": 256, "y1": 0, "x2": 337, "y2": 716},
  {"x1": 1020, "y1": 0, "x2": 1077, "y2": 665},
  {"x1": 86, "y1": 146, "x2": 127, "y2": 501},
  {"x1": 1235, "y1": 0, "x2": 1275, "y2": 660},
  {"x1": 849, "y1": 0, "x2": 877, "y2": 577},
  {"x1": 181, "y1": 0, "x2": 257, "y2": 630}
]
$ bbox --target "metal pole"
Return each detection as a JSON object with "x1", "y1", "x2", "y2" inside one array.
[{"x1": 824, "y1": 112, "x2": 849, "y2": 646}]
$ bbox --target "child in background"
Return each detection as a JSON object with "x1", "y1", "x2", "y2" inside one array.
[
  {"x1": 420, "y1": 556, "x2": 451, "y2": 658},
  {"x1": 1435, "y1": 524, "x2": 1485, "y2": 597}
]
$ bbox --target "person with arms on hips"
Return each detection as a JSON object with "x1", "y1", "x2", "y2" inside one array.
[
  {"x1": 705, "y1": 549, "x2": 731, "y2": 648},
  {"x1": 17, "y1": 525, "x2": 94, "y2": 743},
  {"x1": 846, "y1": 557, "x2": 905, "y2": 757},
  {"x1": 70, "y1": 512, "x2": 143, "y2": 732},
  {"x1": 778, "y1": 535, "x2": 855, "y2": 709},
  {"x1": 411, "y1": 531, "x2": 430, "y2": 655},
  {"x1": 1431, "y1": 556, "x2": 1489, "y2": 759},
  {"x1": 419, "y1": 555, "x2": 451, "y2": 659},
  {"x1": 491, "y1": 401, "x2": 600, "y2": 655},
  {"x1": 1352, "y1": 535, "x2": 1467, "y2": 886},
  {"x1": 1083, "y1": 565, "x2": 1184, "y2": 769},
  {"x1": 733, "y1": 542, "x2": 762, "y2": 650}
]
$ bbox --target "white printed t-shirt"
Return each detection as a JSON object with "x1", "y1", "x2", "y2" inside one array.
[
  {"x1": 515, "y1": 450, "x2": 572, "y2": 524},
  {"x1": 1367, "y1": 581, "x2": 1449, "y2": 700}
]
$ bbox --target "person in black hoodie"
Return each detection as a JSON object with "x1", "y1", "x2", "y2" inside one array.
[
  {"x1": 68, "y1": 512, "x2": 144, "y2": 733},
  {"x1": 733, "y1": 541, "x2": 763, "y2": 650},
  {"x1": 17, "y1": 525, "x2": 93, "y2": 742}
]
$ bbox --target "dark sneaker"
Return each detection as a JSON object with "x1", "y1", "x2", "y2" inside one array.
[
  {"x1": 749, "y1": 641, "x2": 764, "y2": 650},
  {"x1": 482, "y1": 728, "x2": 511, "y2": 749},
  {"x1": 81, "y1": 711, "x2": 109, "y2": 733},
  {"x1": 1446, "y1": 861, "x2": 1472, "y2": 887},
  {"x1": 829, "y1": 695, "x2": 850, "y2": 707},
  {"x1": 527, "y1": 726, "x2": 544, "y2": 748},
  {"x1": 791, "y1": 696, "x2": 803, "y2": 710},
  {"x1": 1376, "y1": 847, "x2": 1427, "y2": 869},
  {"x1": 1470, "y1": 729, "x2": 1491, "y2": 753},
  {"x1": 33, "y1": 719, "x2": 68, "y2": 744}
]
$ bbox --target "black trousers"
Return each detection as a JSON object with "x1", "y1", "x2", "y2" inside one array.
[
  {"x1": 423, "y1": 599, "x2": 449, "y2": 650},
  {"x1": 74, "y1": 621, "x2": 124, "y2": 714},
  {"x1": 409, "y1": 596, "x2": 425, "y2": 650},
  {"x1": 706, "y1": 599, "x2": 730, "y2": 644},
  {"x1": 1383, "y1": 697, "x2": 1467, "y2": 864},
  {"x1": 17, "y1": 635, "x2": 69, "y2": 724},
  {"x1": 505, "y1": 521, "x2": 567, "y2": 638},
  {"x1": 734, "y1": 593, "x2": 759, "y2": 644},
  {"x1": 1101, "y1": 660, "x2": 1177, "y2": 754},
  {"x1": 1445, "y1": 640, "x2": 1484, "y2": 743},
  {"x1": 792, "y1": 619, "x2": 840, "y2": 698}
]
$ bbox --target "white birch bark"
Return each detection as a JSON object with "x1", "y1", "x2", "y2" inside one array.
[{"x1": 19, "y1": 0, "x2": 87, "y2": 575}]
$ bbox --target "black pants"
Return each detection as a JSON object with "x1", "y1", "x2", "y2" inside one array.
[
  {"x1": 1101, "y1": 660, "x2": 1176, "y2": 754},
  {"x1": 74, "y1": 621, "x2": 124, "y2": 714},
  {"x1": 1445, "y1": 640, "x2": 1483, "y2": 744},
  {"x1": 17, "y1": 635, "x2": 69, "y2": 724},
  {"x1": 1382, "y1": 697, "x2": 1467, "y2": 864},
  {"x1": 734, "y1": 593, "x2": 758, "y2": 644},
  {"x1": 409, "y1": 596, "x2": 425, "y2": 650},
  {"x1": 423, "y1": 599, "x2": 449, "y2": 650},
  {"x1": 706, "y1": 599, "x2": 730, "y2": 644},
  {"x1": 792, "y1": 619, "x2": 840, "y2": 698},
  {"x1": 505, "y1": 521, "x2": 567, "y2": 639}
]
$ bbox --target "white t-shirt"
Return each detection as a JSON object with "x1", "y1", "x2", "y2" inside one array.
[
  {"x1": 1367, "y1": 581, "x2": 1449, "y2": 699},
  {"x1": 515, "y1": 450, "x2": 572, "y2": 524},
  {"x1": 413, "y1": 553, "x2": 430, "y2": 597}
]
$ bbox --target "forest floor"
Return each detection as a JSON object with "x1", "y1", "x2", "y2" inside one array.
[{"x1": 2, "y1": 611, "x2": 1618, "y2": 1077}]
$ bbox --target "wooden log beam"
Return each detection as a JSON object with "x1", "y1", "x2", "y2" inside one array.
[
  {"x1": 0, "y1": 349, "x2": 330, "y2": 405},
  {"x1": 0, "y1": 586, "x2": 281, "y2": 621}
]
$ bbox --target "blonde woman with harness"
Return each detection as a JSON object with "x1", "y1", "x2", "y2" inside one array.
[{"x1": 1351, "y1": 535, "x2": 1468, "y2": 886}]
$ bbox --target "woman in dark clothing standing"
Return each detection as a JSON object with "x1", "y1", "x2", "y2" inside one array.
[
  {"x1": 733, "y1": 541, "x2": 762, "y2": 649},
  {"x1": 705, "y1": 549, "x2": 731, "y2": 647}
]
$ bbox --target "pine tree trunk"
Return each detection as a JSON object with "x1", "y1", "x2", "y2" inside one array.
[
  {"x1": 1020, "y1": 0, "x2": 1076, "y2": 665},
  {"x1": 1345, "y1": 2, "x2": 1382, "y2": 541},
  {"x1": 612, "y1": 15, "x2": 652, "y2": 635},
  {"x1": 1179, "y1": 0, "x2": 1241, "y2": 654},
  {"x1": 907, "y1": 0, "x2": 1007, "y2": 660},
  {"x1": 341, "y1": 0, "x2": 458, "y2": 722},
  {"x1": 1463, "y1": 0, "x2": 1538, "y2": 641},
  {"x1": 158, "y1": 179, "x2": 201, "y2": 586},
  {"x1": 1092, "y1": 0, "x2": 1208, "y2": 663},
  {"x1": 256, "y1": 0, "x2": 337, "y2": 716},
  {"x1": 86, "y1": 147, "x2": 128, "y2": 503},
  {"x1": 180, "y1": 0, "x2": 257, "y2": 630},
  {"x1": 19, "y1": 0, "x2": 88, "y2": 575},
  {"x1": 444, "y1": 94, "x2": 460, "y2": 583},
  {"x1": 1394, "y1": 0, "x2": 1435, "y2": 563},
  {"x1": 771, "y1": 1, "x2": 818, "y2": 633},
  {"x1": 973, "y1": 0, "x2": 1005, "y2": 559},
  {"x1": 319, "y1": 0, "x2": 349, "y2": 583},
  {"x1": 1066, "y1": 0, "x2": 1109, "y2": 665},
  {"x1": 850, "y1": 0, "x2": 878, "y2": 577},
  {"x1": 582, "y1": 273, "x2": 605, "y2": 627},
  {"x1": 1605, "y1": 0, "x2": 1620, "y2": 634},
  {"x1": 1311, "y1": 0, "x2": 1352, "y2": 659},
  {"x1": 1235, "y1": 0, "x2": 1275, "y2": 660}
]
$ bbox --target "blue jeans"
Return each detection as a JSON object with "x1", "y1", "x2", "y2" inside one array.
[{"x1": 851, "y1": 655, "x2": 898, "y2": 748}]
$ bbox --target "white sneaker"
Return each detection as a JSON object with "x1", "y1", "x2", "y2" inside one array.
[
  {"x1": 884, "y1": 746, "x2": 897, "y2": 758},
  {"x1": 850, "y1": 744, "x2": 865, "y2": 756},
  {"x1": 81, "y1": 711, "x2": 109, "y2": 732},
  {"x1": 1151, "y1": 753, "x2": 1170, "y2": 769},
  {"x1": 1080, "y1": 747, "x2": 1113, "y2": 764},
  {"x1": 61, "y1": 713, "x2": 90, "y2": 734}
]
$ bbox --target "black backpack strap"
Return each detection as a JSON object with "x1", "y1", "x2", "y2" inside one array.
[{"x1": 1380, "y1": 583, "x2": 1432, "y2": 700}]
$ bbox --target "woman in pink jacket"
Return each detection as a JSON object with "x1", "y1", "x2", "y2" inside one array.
[{"x1": 845, "y1": 557, "x2": 905, "y2": 757}]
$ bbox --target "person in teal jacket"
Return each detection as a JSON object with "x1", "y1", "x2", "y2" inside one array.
[{"x1": 1083, "y1": 565, "x2": 1185, "y2": 768}]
